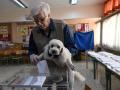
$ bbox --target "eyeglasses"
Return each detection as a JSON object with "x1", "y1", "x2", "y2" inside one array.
[{"x1": 33, "y1": 15, "x2": 46, "y2": 23}]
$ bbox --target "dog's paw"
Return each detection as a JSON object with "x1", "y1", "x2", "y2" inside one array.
[{"x1": 74, "y1": 71, "x2": 85, "y2": 82}]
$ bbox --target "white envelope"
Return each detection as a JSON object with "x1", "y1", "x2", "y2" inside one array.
[{"x1": 37, "y1": 60, "x2": 50, "y2": 76}]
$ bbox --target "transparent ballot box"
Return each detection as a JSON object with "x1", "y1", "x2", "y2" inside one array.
[{"x1": 0, "y1": 60, "x2": 70, "y2": 90}]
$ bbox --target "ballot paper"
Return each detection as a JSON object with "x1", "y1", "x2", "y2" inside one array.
[
  {"x1": 107, "y1": 66, "x2": 120, "y2": 75},
  {"x1": 87, "y1": 51, "x2": 120, "y2": 76},
  {"x1": 97, "y1": 56, "x2": 115, "y2": 63},
  {"x1": 105, "y1": 61, "x2": 120, "y2": 68},
  {"x1": 37, "y1": 60, "x2": 49, "y2": 75},
  {"x1": 87, "y1": 51, "x2": 109, "y2": 62},
  {"x1": 22, "y1": 76, "x2": 46, "y2": 87},
  {"x1": 87, "y1": 51, "x2": 101, "y2": 59},
  {"x1": 111, "y1": 55, "x2": 120, "y2": 62},
  {"x1": 98, "y1": 51, "x2": 114, "y2": 57},
  {"x1": 113, "y1": 68, "x2": 120, "y2": 74},
  {"x1": 99, "y1": 51, "x2": 120, "y2": 62}
]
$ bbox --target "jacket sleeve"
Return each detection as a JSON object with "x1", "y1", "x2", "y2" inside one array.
[
  {"x1": 63, "y1": 24, "x2": 79, "y2": 56},
  {"x1": 28, "y1": 32, "x2": 38, "y2": 55}
]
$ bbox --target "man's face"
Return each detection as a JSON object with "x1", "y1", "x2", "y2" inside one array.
[{"x1": 33, "y1": 11, "x2": 50, "y2": 29}]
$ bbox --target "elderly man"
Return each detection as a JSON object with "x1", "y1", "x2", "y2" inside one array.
[{"x1": 29, "y1": 2, "x2": 78, "y2": 90}]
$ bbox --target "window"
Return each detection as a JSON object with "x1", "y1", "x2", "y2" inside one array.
[
  {"x1": 102, "y1": 13, "x2": 120, "y2": 51},
  {"x1": 95, "y1": 22, "x2": 101, "y2": 45}
]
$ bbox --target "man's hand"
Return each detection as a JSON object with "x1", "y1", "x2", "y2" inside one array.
[{"x1": 30, "y1": 54, "x2": 39, "y2": 65}]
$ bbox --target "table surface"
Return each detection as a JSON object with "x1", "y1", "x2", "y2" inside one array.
[{"x1": 86, "y1": 51, "x2": 120, "y2": 76}]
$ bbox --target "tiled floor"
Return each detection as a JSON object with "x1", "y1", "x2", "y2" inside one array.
[
  {"x1": 0, "y1": 61, "x2": 120, "y2": 90},
  {"x1": 74, "y1": 60, "x2": 120, "y2": 90}
]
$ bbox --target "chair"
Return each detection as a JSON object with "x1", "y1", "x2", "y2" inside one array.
[
  {"x1": 0, "y1": 49, "x2": 11, "y2": 65},
  {"x1": 11, "y1": 50, "x2": 23, "y2": 64}
]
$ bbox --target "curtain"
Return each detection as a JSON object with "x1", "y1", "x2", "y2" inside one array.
[
  {"x1": 115, "y1": 13, "x2": 120, "y2": 50},
  {"x1": 104, "y1": 0, "x2": 120, "y2": 16},
  {"x1": 74, "y1": 31, "x2": 94, "y2": 51},
  {"x1": 95, "y1": 23, "x2": 100, "y2": 45},
  {"x1": 113, "y1": 0, "x2": 119, "y2": 9},
  {"x1": 102, "y1": 13, "x2": 120, "y2": 51}
]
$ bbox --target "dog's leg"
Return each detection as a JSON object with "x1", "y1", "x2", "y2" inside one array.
[
  {"x1": 65, "y1": 59, "x2": 74, "y2": 90},
  {"x1": 66, "y1": 59, "x2": 75, "y2": 71},
  {"x1": 68, "y1": 70, "x2": 74, "y2": 90},
  {"x1": 66, "y1": 59, "x2": 85, "y2": 82}
]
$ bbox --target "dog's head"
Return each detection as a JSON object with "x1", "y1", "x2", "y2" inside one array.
[{"x1": 48, "y1": 39, "x2": 64, "y2": 57}]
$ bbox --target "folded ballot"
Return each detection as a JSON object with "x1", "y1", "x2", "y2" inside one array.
[{"x1": 37, "y1": 60, "x2": 50, "y2": 75}]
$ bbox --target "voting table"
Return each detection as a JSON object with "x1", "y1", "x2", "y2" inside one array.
[
  {"x1": 0, "y1": 60, "x2": 70, "y2": 90},
  {"x1": 86, "y1": 51, "x2": 120, "y2": 90}
]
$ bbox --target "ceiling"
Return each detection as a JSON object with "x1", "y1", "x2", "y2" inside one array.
[
  {"x1": 0, "y1": 0, "x2": 106, "y2": 10},
  {"x1": 22, "y1": 0, "x2": 106, "y2": 8},
  {"x1": 0, "y1": 0, "x2": 106, "y2": 22}
]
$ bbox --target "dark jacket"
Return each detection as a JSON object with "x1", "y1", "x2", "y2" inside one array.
[{"x1": 29, "y1": 19, "x2": 78, "y2": 56}]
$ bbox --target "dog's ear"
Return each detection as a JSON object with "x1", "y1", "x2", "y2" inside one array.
[
  {"x1": 48, "y1": 45, "x2": 50, "y2": 50},
  {"x1": 44, "y1": 45, "x2": 49, "y2": 51},
  {"x1": 60, "y1": 48, "x2": 63, "y2": 54},
  {"x1": 47, "y1": 45, "x2": 52, "y2": 57}
]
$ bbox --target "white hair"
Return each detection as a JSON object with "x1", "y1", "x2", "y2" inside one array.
[{"x1": 31, "y1": 2, "x2": 50, "y2": 16}]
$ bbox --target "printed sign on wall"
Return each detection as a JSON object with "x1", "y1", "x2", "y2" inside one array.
[
  {"x1": 17, "y1": 25, "x2": 28, "y2": 36},
  {"x1": 75, "y1": 23, "x2": 89, "y2": 32},
  {"x1": 0, "y1": 25, "x2": 10, "y2": 41}
]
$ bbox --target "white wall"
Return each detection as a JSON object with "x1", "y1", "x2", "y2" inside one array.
[
  {"x1": 51, "y1": 4, "x2": 104, "y2": 19},
  {"x1": 11, "y1": 23, "x2": 23, "y2": 43},
  {"x1": 0, "y1": 8, "x2": 31, "y2": 23},
  {"x1": 0, "y1": 4, "x2": 104, "y2": 22}
]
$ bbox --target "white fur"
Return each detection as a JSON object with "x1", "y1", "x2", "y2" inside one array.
[{"x1": 38, "y1": 39, "x2": 85, "y2": 90}]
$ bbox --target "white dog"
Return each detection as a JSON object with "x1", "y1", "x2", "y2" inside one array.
[{"x1": 38, "y1": 39, "x2": 85, "y2": 90}]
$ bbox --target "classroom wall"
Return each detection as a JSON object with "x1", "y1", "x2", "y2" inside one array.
[
  {"x1": 64, "y1": 18, "x2": 100, "y2": 45},
  {"x1": 51, "y1": 4, "x2": 103, "y2": 19},
  {"x1": 0, "y1": 4, "x2": 103, "y2": 22},
  {"x1": 0, "y1": 3, "x2": 103, "y2": 44},
  {"x1": 0, "y1": 18, "x2": 99, "y2": 44},
  {"x1": 64, "y1": 18, "x2": 99, "y2": 29},
  {"x1": 11, "y1": 23, "x2": 23, "y2": 43}
]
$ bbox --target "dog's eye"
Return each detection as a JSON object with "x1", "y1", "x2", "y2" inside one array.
[
  {"x1": 57, "y1": 45, "x2": 60, "y2": 48},
  {"x1": 51, "y1": 44, "x2": 54, "y2": 48}
]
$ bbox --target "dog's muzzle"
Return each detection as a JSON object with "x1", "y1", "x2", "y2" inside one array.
[
  {"x1": 51, "y1": 50, "x2": 57, "y2": 55},
  {"x1": 48, "y1": 49, "x2": 59, "y2": 58},
  {"x1": 48, "y1": 47, "x2": 63, "y2": 58},
  {"x1": 51, "y1": 50, "x2": 60, "y2": 58}
]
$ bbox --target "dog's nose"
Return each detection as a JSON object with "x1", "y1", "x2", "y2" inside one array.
[{"x1": 52, "y1": 50, "x2": 56, "y2": 54}]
